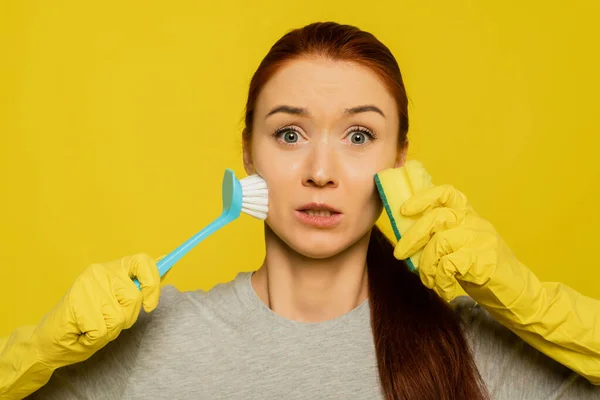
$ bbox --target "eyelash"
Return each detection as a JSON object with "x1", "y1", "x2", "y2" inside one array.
[
  {"x1": 272, "y1": 125, "x2": 301, "y2": 138},
  {"x1": 271, "y1": 125, "x2": 377, "y2": 145},
  {"x1": 349, "y1": 126, "x2": 377, "y2": 141}
]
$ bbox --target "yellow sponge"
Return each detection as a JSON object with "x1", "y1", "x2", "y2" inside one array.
[{"x1": 374, "y1": 160, "x2": 434, "y2": 272}]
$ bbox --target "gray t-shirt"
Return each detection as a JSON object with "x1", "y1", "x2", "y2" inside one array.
[{"x1": 29, "y1": 272, "x2": 599, "y2": 399}]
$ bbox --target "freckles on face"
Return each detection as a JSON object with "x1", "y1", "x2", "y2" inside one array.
[{"x1": 248, "y1": 58, "x2": 402, "y2": 258}]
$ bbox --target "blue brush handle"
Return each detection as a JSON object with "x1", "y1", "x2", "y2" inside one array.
[{"x1": 132, "y1": 212, "x2": 235, "y2": 290}]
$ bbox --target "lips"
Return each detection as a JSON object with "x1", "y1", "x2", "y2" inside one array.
[
  {"x1": 297, "y1": 202, "x2": 341, "y2": 213},
  {"x1": 303, "y1": 209, "x2": 336, "y2": 217},
  {"x1": 295, "y1": 202, "x2": 343, "y2": 228}
]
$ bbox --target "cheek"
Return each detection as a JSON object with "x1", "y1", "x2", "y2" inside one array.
[
  {"x1": 250, "y1": 145, "x2": 303, "y2": 225},
  {"x1": 251, "y1": 137, "x2": 302, "y2": 180},
  {"x1": 347, "y1": 171, "x2": 383, "y2": 220},
  {"x1": 252, "y1": 154, "x2": 300, "y2": 206},
  {"x1": 339, "y1": 151, "x2": 391, "y2": 202},
  {"x1": 339, "y1": 152, "x2": 392, "y2": 227}
]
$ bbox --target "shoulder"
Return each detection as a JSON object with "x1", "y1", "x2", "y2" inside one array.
[
  {"x1": 150, "y1": 272, "x2": 250, "y2": 323},
  {"x1": 451, "y1": 296, "x2": 599, "y2": 399},
  {"x1": 138, "y1": 272, "x2": 253, "y2": 343}
]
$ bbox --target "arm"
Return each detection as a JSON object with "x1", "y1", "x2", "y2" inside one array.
[
  {"x1": 453, "y1": 296, "x2": 600, "y2": 398},
  {"x1": 461, "y1": 269, "x2": 600, "y2": 385},
  {"x1": 0, "y1": 314, "x2": 150, "y2": 400},
  {"x1": 0, "y1": 325, "x2": 53, "y2": 400},
  {"x1": 383, "y1": 160, "x2": 600, "y2": 384},
  {"x1": 396, "y1": 185, "x2": 600, "y2": 384},
  {"x1": 0, "y1": 254, "x2": 160, "y2": 399},
  {"x1": 25, "y1": 312, "x2": 151, "y2": 400}
]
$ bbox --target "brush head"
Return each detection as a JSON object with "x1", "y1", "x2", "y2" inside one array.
[
  {"x1": 222, "y1": 169, "x2": 269, "y2": 221},
  {"x1": 239, "y1": 174, "x2": 269, "y2": 220}
]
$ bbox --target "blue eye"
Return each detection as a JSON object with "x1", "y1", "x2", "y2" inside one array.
[
  {"x1": 350, "y1": 132, "x2": 367, "y2": 144},
  {"x1": 274, "y1": 127, "x2": 302, "y2": 144},
  {"x1": 281, "y1": 130, "x2": 299, "y2": 143},
  {"x1": 346, "y1": 127, "x2": 375, "y2": 145}
]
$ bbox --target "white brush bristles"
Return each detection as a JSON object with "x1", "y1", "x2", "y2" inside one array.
[{"x1": 240, "y1": 174, "x2": 269, "y2": 220}]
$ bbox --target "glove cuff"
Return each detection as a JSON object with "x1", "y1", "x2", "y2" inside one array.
[{"x1": 0, "y1": 325, "x2": 55, "y2": 399}]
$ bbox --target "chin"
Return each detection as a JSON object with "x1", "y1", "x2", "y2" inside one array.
[
  {"x1": 290, "y1": 239, "x2": 349, "y2": 259},
  {"x1": 273, "y1": 223, "x2": 372, "y2": 260}
]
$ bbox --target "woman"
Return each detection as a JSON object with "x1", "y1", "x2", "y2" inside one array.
[{"x1": 1, "y1": 22, "x2": 599, "y2": 400}]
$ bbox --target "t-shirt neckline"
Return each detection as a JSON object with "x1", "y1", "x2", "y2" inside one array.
[{"x1": 233, "y1": 271, "x2": 370, "y2": 332}]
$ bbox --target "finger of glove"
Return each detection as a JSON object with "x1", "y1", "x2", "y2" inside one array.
[
  {"x1": 400, "y1": 184, "x2": 469, "y2": 217},
  {"x1": 433, "y1": 282, "x2": 459, "y2": 302},
  {"x1": 86, "y1": 265, "x2": 131, "y2": 342},
  {"x1": 111, "y1": 272, "x2": 143, "y2": 329},
  {"x1": 394, "y1": 207, "x2": 464, "y2": 260},
  {"x1": 70, "y1": 266, "x2": 127, "y2": 351},
  {"x1": 419, "y1": 227, "x2": 476, "y2": 288},
  {"x1": 458, "y1": 235, "x2": 499, "y2": 286},
  {"x1": 433, "y1": 254, "x2": 463, "y2": 302},
  {"x1": 122, "y1": 253, "x2": 160, "y2": 313}
]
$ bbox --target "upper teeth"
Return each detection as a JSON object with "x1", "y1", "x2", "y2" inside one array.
[{"x1": 305, "y1": 210, "x2": 333, "y2": 217}]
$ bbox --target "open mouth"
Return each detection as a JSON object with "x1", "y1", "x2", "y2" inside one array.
[
  {"x1": 296, "y1": 203, "x2": 343, "y2": 227},
  {"x1": 302, "y1": 210, "x2": 339, "y2": 217}
]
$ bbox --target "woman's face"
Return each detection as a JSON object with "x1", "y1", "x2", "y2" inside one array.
[{"x1": 245, "y1": 58, "x2": 405, "y2": 258}]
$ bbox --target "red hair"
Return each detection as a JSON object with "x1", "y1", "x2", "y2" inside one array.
[{"x1": 243, "y1": 22, "x2": 488, "y2": 400}]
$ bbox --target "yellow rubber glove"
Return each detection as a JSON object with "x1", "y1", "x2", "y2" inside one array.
[
  {"x1": 0, "y1": 253, "x2": 161, "y2": 400},
  {"x1": 385, "y1": 161, "x2": 600, "y2": 384}
]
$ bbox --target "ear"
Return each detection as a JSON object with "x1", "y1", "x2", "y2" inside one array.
[
  {"x1": 243, "y1": 137, "x2": 255, "y2": 175},
  {"x1": 394, "y1": 140, "x2": 409, "y2": 168}
]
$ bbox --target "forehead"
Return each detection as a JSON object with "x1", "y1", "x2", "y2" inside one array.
[{"x1": 255, "y1": 57, "x2": 397, "y2": 116}]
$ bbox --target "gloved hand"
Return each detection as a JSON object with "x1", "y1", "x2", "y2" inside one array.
[
  {"x1": 388, "y1": 161, "x2": 600, "y2": 384},
  {"x1": 394, "y1": 183, "x2": 506, "y2": 301},
  {"x1": 0, "y1": 253, "x2": 161, "y2": 400}
]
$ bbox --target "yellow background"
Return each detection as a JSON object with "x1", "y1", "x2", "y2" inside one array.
[{"x1": 1, "y1": 1, "x2": 599, "y2": 336}]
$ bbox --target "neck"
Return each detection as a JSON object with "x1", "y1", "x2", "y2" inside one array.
[{"x1": 251, "y1": 224, "x2": 370, "y2": 323}]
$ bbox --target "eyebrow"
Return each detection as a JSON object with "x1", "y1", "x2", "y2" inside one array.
[
  {"x1": 266, "y1": 105, "x2": 309, "y2": 118},
  {"x1": 265, "y1": 104, "x2": 386, "y2": 119},
  {"x1": 344, "y1": 105, "x2": 385, "y2": 118}
]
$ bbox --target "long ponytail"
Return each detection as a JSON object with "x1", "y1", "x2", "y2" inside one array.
[{"x1": 367, "y1": 226, "x2": 488, "y2": 399}]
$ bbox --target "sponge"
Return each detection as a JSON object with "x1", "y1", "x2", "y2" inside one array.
[{"x1": 374, "y1": 160, "x2": 434, "y2": 272}]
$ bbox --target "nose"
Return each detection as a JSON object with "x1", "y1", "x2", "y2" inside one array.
[{"x1": 302, "y1": 141, "x2": 339, "y2": 188}]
